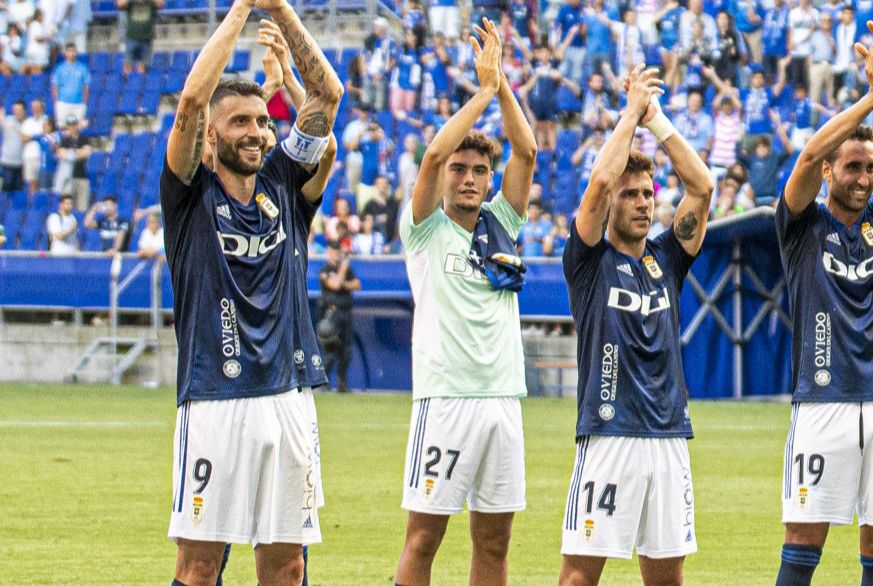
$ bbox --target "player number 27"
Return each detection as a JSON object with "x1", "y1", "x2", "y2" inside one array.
[
  {"x1": 424, "y1": 447, "x2": 461, "y2": 480},
  {"x1": 582, "y1": 481, "x2": 617, "y2": 517},
  {"x1": 794, "y1": 453, "x2": 825, "y2": 486}
]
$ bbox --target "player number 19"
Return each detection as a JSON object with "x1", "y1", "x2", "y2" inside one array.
[{"x1": 794, "y1": 453, "x2": 824, "y2": 486}]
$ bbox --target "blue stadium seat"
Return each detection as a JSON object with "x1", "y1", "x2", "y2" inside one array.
[
  {"x1": 160, "y1": 112, "x2": 175, "y2": 133},
  {"x1": 19, "y1": 211, "x2": 43, "y2": 250},
  {"x1": 170, "y1": 51, "x2": 190, "y2": 72},
  {"x1": 3, "y1": 208, "x2": 23, "y2": 247},
  {"x1": 89, "y1": 51, "x2": 111, "y2": 72},
  {"x1": 150, "y1": 52, "x2": 170, "y2": 73},
  {"x1": 226, "y1": 50, "x2": 250, "y2": 73},
  {"x1": 86, "y1": 152, "x2": 108, "y2": 176},
  {"x1": 139, "y1": 90, "x2": 161, "y2": 115},
  {"x1": 113, "y1": 134, "x2": 133, "y2": 157},
  {"x1": 26, "y1": 74, "x2": 49, "y2": 93},
  {"x1": 132, "y1": 133, "x2": 154, "y2": 154},
  {"x1": 110, "y1": 52, "x2": 125, "y2": 73},
  {"x1": 118, "y1": 90, "x2": 140, "y2": 115},
  {"x1": 83, "y1": 229, "x2": 103, "y2": 251},
  {"x1": 32, "y1": 191, "x2": 52, "y2": 212},
  {"x1": 162, "y1": 70, "x2": 186, "y2": 94},
  {"x1": 10, "y1": 190, "x2": 27, "y2": 210},
  {"x1": 557, "y1": 129, "x2": 581, "y2": 153}
]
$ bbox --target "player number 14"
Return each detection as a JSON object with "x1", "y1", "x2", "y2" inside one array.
[{"x1": 582, "y1": 481, "x2": 617, "y2": 517}]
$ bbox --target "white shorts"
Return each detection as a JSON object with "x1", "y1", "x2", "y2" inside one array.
[
  {"x1": 562, "y1": 436, "x2": 697, "y2": 560},
  {"x1": 402, "y1": 397, "x2": 526, "y2": 514},
  {"x1": 168, "y1": 388, "x2": 323, "y2": 547},
  {"x1": 782, "y1": 402, "x2": 873, "y2": 525},
  {"x1": 23, "y1": 153, "x2": 40, "y2": 183}
]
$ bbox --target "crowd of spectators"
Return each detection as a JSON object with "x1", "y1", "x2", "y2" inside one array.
[{"x1": 3, "y1": 0, "x2": 873, "y2": 258}]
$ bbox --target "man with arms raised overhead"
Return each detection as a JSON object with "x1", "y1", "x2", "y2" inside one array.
[
  {"x1": 395, "y1": 18, "x2": 537, "y2": 586},
  {"x1": 773, "y1": 24, "x2": 873, "y2": 586},
  {"x1": 560, "y1": 64, "x2": 714, "y2": 585},
  {"x1": 160, "y1": 0, "x2": 342, "y2": 584}
]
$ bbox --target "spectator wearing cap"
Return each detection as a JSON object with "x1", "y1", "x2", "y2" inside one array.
[
  {"x1": 46, "y1": 193, "x2": 79, "y2": 254},
  {"x1": 51, "y1": 43, "x2": 90, "y2": 128},
  {"x1": 362, "y1": 17, "x2": 395, "y2": 111},
  {"x1": 787, "y1": 0, "x2": 818, "y2": 91},
  {"x1": 84, "y1": 195, "x2": 129, "y2": 254},
  {"x1": 0, "y1": 99, "x2": 26, "y2": 192},
  {"x1": 136, "y1": 213, "x2": 164, "y2": 259},
  {"x1": 20, "y1": 98, "x2": 47, "y2": 195},
  {"x1": 116, "y1": 0, "x2": 164, "y2": 75},
  {"x1": 428, "y1": 0, "x2": 460, "y2": 39},
  {"x1": 729, "y1": 0, "x2": 764, "y2": 65},
  {"x1": 54, "y1": 116, "x2": 91, "y2": 211},
  {"x1": 760, "y1": 0, "x2": 789, "y2": 81},
  {"x1": 809, "y1": 12, "x2": 836, "y2": 108}
]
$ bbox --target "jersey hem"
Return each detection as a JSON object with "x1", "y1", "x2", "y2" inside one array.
[
  {"x1": 179, "y1": 380, "x2": 328, "y2": 405},
  {"x1": 637, "y1": 545, "x2": 698, "y2": 559},
  {"x1": 780, "y1": 513, "x2": 854, "y2": 526},
  {"x1": 576, "y1": 430, "x2": 694, "y2": 440},
  {"x1": 792, "y1": 396, "x2": 873, "y2": 404},
  {"x1": 412, "y1": 391, "x2": 527, "y2": 401},
  {"x1": 560, "y1": 544, "x2": 634, "y2": 560},
  {"x1": 468, "y1": 502, "x2": 527, "y2": 513}
]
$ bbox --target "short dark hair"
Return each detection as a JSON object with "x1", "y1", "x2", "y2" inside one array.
[
  {"x1": 13, "y1": 99, "x2": 26, "y2": 109},
  {"x1": 59, "y1": 194, "x2": 73, "y2": 202},
  {"x1": 453, "y1": 131, "x2": 497, "y2": 167},
  {"x1": 209, "y1": 78, "x2": 265, "y2": 110},
  {"x1": 825, "y1": 125, "x2": 873, "y2": 163},
  {"x1": 65, "y1": 43, "x2": 76, "y2": 50},
  {"x1": 622, "y1": 150, "x2": 655, "y2": 178}
]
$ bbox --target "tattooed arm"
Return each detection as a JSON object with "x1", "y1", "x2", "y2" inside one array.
[
  {"x1": 167, "y1": 0, "x2": 256, "y2": 185},
  {"x1": 260, "y1": 1, "x2": 343, "y2": 139},
  {"x1": 643, "y1": 99, "x2": 714, "y2": 255}
]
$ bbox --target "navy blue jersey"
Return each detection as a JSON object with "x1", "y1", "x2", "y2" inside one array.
[
  {"x1": 562, "y1": 223, "x2": 696, "y2": 439},
  {"x1": 775, "y1": 197, "x2": 873, "y2": 403},
  {"x1": 160, "y1": 150, "x2": 327, "y2": 405}
]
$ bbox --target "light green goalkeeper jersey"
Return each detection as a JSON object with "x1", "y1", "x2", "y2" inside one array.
[{"x1": 399, "y1": 192, "x2": 527, "y2": 400}]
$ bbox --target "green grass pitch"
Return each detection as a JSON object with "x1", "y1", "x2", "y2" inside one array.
[{"x1": 0, "y1": 383, "x2": 863, "y2": 584}]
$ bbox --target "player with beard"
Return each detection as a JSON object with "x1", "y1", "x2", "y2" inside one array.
[
  {"x1": 773, "y1": 24, "x2": 873, "y2": 586},
  {"x1": 559, "y1": 64, "x2": 714, "y2": 585},
  {"x1": 395, "y1": 19, "x2": 537, "y2": 586},
  {"x1": 160, "y1": 0, "x2": 342, "y2": 584}
]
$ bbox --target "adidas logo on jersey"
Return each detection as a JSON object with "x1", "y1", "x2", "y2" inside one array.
[
  {"x1": 216, "y1": 204, "x2": 232, "y2": 220},
  {"x1": 616, "y1": 263, "x2": 633, "y2": 276},
  {"x1": 302, "y1": 516, "x2": 313, "y2": 529},
  {"x1": 826, "y1": 233, "x2": 841, "y2": 246}
]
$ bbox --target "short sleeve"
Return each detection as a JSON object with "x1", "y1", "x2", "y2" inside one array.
[
  {"x1": 562, "y1": 217, "x2": 607, "y2": 294},
  {"x1": 46, "y1": 213, "x2": 60, "y2": 235},
  {"x1": 481, "y1": 191, "x2": 526, "y2": 239},
  {"x1": 260, "y1": 148, "x2": 321, "y2": 226},
  {"x1": 775, "y1": 193, "x2": 818, "y2": 250},
  {"x1": 398, "y1": 201, "x2": 445, "y2": 252},
  {"x1": 159, "y1": 156, "x2": 204, "y2": 262},
  {"x1": 652, "y1": 226, "x2": 697, "y2": 284}
]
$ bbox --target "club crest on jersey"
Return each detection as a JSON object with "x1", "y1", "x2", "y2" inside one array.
[
  {"x1": 598, "y1": 403, "x2": 615, "y2": 421},
  {"x1": 798, "y1": 487, "x2": 810, "y2": 511},
  {"x1": 642, "y1": 255, "x2": 663, "y2": 279},
  {"x1": 584, "y1": 519, "x2": 595, "y2": 542},
  {"x1": 255, "y1": 192, "x2": 280, "y2": 219},
  {"x1": 192, "y1": 496, "x2": 204, "y2": 524},
  {"x1": 424, "y1": 478, "x2": 435, "y2": 500},
  {"x1": 863, "y1": 222, "x2": 873, "y2": 247},
  {"x1": 223, "y1": 359, "x2": 241, "y2": 379}
]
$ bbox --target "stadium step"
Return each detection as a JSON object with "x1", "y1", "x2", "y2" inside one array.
[{"x1": 67, "y1": 337, "x2": 157, "y2": 385}]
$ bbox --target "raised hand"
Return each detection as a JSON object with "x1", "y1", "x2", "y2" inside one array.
[
  {"x1": 471, "y1": 17, "x2": 502, "y2": 94},
  {"x1": 854, "y1": 21, "x2": 873, "y2": 89},
  {"x1": 623, "y1": 64, "x2": 664, "y2": 123},
  {"x1": 254, "y1": 0, "x2": 287, "y2": 11}
]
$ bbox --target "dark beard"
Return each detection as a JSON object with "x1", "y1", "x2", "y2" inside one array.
[{"x1": 215, "y1": 136, "x2": 262, "y2": 176}]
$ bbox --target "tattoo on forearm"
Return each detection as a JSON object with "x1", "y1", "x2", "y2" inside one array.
[
  {"x1": 276, "y1": 20, "x2": 331, "y2": 90},
  {"x1": 186, "y1": 111, "x2": 206, "y2": 182},
  {"x1": 299, "y1": 112, "x2": 329, "y2": 136},
  {"x1": 175, "y1": 112, "x2": 189, "y2": 132},
  {"x1": 676, "y1": 212, "x2": 699, "y2": 241}
]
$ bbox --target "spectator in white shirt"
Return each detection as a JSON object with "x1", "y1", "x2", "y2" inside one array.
[
  {"x1": 0, "y1": 22, "x2": 23, "y2": 73},
  {"x1": 20, "y1": 98, "x2": 46, "y2": 194},
  {"x1": 23, "y1": 8, "x2": 49, "y2": 73},
  {"x1": 7, "y1": 0, "x2": 33, "y2": 31},
  {"x1": 46, "y1": 194, "x2": 79, "y2": 254},
  {"x1": 834, "y1": 5, "x2": 858, "y2": 99},
  {"x1": 136, "y1": 213, "x2": 164, "y2": 259},
  {"x1": 787, "y1": 0, "x2": 818, "y2": 91}
]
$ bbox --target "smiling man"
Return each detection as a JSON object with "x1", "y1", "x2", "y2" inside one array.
[
  {"x1": 559, "y1": 64, "x2": 713, "y2": 586},
  {"x1": 773, "y1": 24, "x2": 873, "y2": 586},
  {"x1": 159, "y1": 0, "x2": 342, "y2": 584}
]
